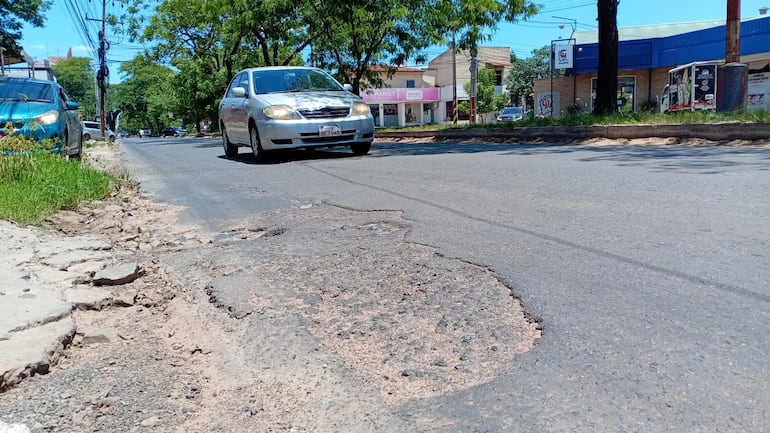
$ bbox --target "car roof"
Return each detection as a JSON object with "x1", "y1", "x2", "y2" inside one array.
[
  {"x1": 239, "y1": 66, "x2": 321, "y2": 73},
  {"x1": 0, "y1": 76, "x2": 57, "y2": 86}
]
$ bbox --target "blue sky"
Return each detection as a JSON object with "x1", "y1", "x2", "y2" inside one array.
[{"x1": 19, "y1": 0, "x2": 769, "y2": 83}]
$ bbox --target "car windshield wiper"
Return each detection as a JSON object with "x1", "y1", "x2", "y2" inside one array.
[{"x1": 25, "y1": 98, "x2": 52, "y2": 103}]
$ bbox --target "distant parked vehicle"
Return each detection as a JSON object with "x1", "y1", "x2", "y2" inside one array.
[
  {"x1": 138, "y1": 127, "x2": 152, "y2": 138},
  {"x1": 161, "y1": 126, "x2": 187, "y2": 137},
  {"x1": 82, "y1": 120, "x2": 116, "y2": 141},
  {"x1": 0, "y1": 76, "x2": 82, "y2": 158},
  {"x1": 497, "y1": 106, "x2": 524, "y2": 122}
]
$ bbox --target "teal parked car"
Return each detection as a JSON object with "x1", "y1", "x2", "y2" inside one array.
[{"x1": 0, "y1": 76, "x2": 83, "y2": 158}]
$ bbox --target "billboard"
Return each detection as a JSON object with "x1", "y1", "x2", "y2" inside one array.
[{"x1": 692, "y1": 64, "x2": 717, "y2": 110}]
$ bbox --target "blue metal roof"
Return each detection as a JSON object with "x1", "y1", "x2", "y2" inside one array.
[{"x1": 571, "y1": 16, "x2": 770, "y2": 74}]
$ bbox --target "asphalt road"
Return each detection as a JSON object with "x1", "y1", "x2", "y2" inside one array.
[{"x1": 121, "y1": 136, "x2": 770, "y2": 432}]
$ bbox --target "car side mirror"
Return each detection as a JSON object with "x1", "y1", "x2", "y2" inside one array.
[
  {"x1": 66, "y1": 101, "x2": 80, "y2": 110},
  {"x1": 343, "y1": 83, "x2": 353, "y2": 92},
  {"x1": 232, "y1": 87, "x2": 247, "y2": 98}
]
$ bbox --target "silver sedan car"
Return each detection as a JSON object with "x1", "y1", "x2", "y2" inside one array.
[{"x1": 218, "y1": 66, "x2": 375, "y2": 160}]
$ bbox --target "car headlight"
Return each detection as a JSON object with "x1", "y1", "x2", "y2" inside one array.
[
  {"x1": 263, "y1": 105, "x2": 301, "y2": 120},
  {"x1": 34, "y1": 110, "x2": 59, "y2": 125},
  {"x1": 352, "y1": 102, "x2": 371, "y2": 116}
]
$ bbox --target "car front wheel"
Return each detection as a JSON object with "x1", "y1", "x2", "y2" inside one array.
[
  {"x1": 222, "y1": 126, "x2": 238, "y2": 158},
  {"x1": 249, "y1": 125, "x2": 266, "y2": 162},
  {"x1": 350, "y1": 141, "x2": 371, "y2": 155}
]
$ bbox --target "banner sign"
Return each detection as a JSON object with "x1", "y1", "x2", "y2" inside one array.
[
  {"x1": 553, "y1": 44, "x2": 574, "y2": 69},
  {"x1": 692, "y1": 64, "x2": 717, "y2": 110},
  {"x1": 362, "y1": 87, "x2": 440, "y2": 103},
  {"x1": 748, "y1": 72, "x2": 770, "y2": 111}
]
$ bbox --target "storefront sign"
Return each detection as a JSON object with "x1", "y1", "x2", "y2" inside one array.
[
  {"x1": 362, "y1": 87, "x2": 440, "y2": 103},
  {"x1": 553, "y1": 44, "x2": 573, "y2": 69}
]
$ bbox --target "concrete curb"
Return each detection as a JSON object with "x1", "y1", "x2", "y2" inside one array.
[{"x1": 374, "y1": 122, "x2": 770, "y2": 142}]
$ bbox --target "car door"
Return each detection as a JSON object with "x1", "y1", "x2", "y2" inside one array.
[
  {"x1": 221, "y1": 72, "x2": 249, "y2": 144},
  {"x1": 229, "y1": 72, "x2": 251, "y2": 143},
  {"x1": 58, "y1": 87, "x2": 81, "y2": 154}
]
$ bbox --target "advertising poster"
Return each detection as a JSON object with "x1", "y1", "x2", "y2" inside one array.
[
  {"x1": 668, "y1": 66, "x2": 692, "y2": 111},
  {"x1": 748, "y1": 72, "x2": 770, "y2": 111},
  {"x1": 692, "y1": 64, "x2": 717, "y2": 110},
  {"x1": 536, "y1": 92, "x2": 560, "y2": 118}
]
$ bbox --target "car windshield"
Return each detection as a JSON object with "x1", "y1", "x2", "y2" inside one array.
[
  {"x1": 250, "y1": 69, "x2": 344, "y2": 94},
  {"x1": 0, "y1": 81, "x2": 54, "y2": 102},
  {"x1": 502, "y1": 107, "x2": 523, "y2": 115}
]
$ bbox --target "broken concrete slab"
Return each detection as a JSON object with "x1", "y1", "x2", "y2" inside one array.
[
  {"x1": 0, "y1": 283, "x2": 71, "y2": 340},
  {"x1": 93, "y1": 262, "x2": 142, "y2": 286},
  {"x1": 0, "y1": 317, "x2": 76, "y2": 391},
  {"x1": 63, "y1": 286, "x2": 113, "y2": 310}
]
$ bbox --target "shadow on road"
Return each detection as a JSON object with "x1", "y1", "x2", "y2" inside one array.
[{"x1": 216, "y1": 148, "x2": 358, "y2": 165}]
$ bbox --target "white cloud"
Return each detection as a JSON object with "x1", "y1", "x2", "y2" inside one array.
[{"x1": 71, "y1": 45, "x2": 94, "y2": 54}]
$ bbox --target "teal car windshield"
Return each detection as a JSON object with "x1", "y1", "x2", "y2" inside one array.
[{"x1": 0, "y1": 81, "x2": 54, "y2": 102}]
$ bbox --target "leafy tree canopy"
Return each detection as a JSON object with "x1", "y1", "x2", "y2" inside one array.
[
  {"x1": 0, "y1": 0, "x2": 50, "y2": 58},
  {"x1": 506, "y1": 46, "x2": 549, "y2": 108},
  {"x1": 51, "y1": 57, "x2": 96, "y2": 120},
  {"x1": 110, "y1": 55, "x2": 175, "y2": 134},
  {"x1": 458, "y1": 68, "x2": 508, "y2": 121}
]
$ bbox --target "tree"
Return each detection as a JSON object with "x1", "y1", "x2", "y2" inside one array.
[
  {"x1": 51, "y1": 57, "x2": 96, "y2": 120},
  {"x1": 593, "y1": 0, "x2": 619, "y2": 115},
  {"x1": 506, "y1": 46, "x2": 550, "y2": 109},
  {"x1": 432, "y1": 0, "x2": 540, "y2": 52},
  {"x1": 307, "y1": 0, "x2": 441, "y2": 94},
  {"x1": 0, "y1": 0, "x2": 50, "y2": 58},
  {"x1": 109, "y1": 55, "x2": 175, "y2": 134},
  {"x1": 458, "y1": 68, "x2": 507, "y2": 122}
]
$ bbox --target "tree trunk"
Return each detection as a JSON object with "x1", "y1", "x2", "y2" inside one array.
[{"x1": 593, "y1": 0, "x2": 619, "y2": 115}]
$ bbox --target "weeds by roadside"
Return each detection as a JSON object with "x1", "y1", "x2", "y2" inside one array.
[{"x1": 0, "y1": 134, "x2": 117, "y2": 225}]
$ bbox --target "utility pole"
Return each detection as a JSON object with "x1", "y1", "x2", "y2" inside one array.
[
  {"x1": 726, "y1": 0, "x2": 740, "y2": 63},
  {"x1": 98, "y1": 0, "x2": 108, "y2": 138},
  {"x1": 469, "y1": 47, "x2": 477, "y2": 124},
  {"x1": 452, "y1": 31, "x2": 458, "y2": 125},
  {"x1": 88, "y1": 0, "x2": 109, "y2": 137}
]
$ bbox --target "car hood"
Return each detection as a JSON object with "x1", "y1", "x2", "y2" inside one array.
[
  {"x1": 256, "y1": 91, "x2": 362, "y2": 108},
  {"x1": 0, "y1": 101, "x2": 52, "y2": 122}
]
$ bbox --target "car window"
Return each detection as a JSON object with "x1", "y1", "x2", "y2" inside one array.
[
  {"x1": 251, "y1": 69, "x2": 343, "y2": 94},
  {"x1": 226, "y1": 73, "x2": 245, "y2": 97}
]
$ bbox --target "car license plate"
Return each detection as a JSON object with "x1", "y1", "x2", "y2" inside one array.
[{"x1": 319, "y1": 125, "x2": 341, "y2": 137}]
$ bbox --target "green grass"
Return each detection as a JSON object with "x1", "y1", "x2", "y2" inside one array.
[{"x1": 0, "y1": 136, "x2": 116, "y2": 225}]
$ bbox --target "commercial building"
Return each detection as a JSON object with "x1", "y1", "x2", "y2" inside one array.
[
  {"x1": 533, "y1": 15, "x2": 770, "y2": 116},
  {"x1": 362, "y1": 47, "x2": 512, "y2": 126}
]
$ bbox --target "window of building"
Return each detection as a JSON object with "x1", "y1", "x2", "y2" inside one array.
[
  {"x1": 494, "y1": 70, "x2": 503, "y2": 86},
  {"x1": 591, "y1": 76, "x2": 636, "y2": 112},
  {"x1": 406, "y1": 80, "x2": 415, "y2": 88}
]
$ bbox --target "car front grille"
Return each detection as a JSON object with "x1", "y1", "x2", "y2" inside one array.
[{"x1": 298, "y1": 106, "x2": 351, "y2": 119}]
